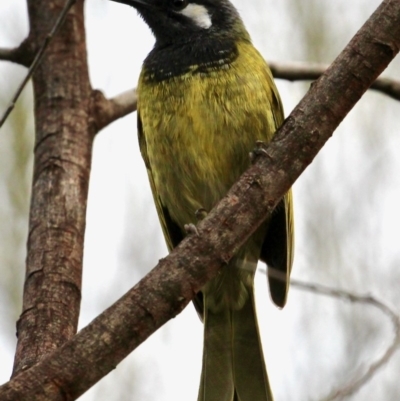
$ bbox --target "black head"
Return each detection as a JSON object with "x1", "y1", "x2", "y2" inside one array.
[{"x1": 110, "y1": 0, "x2": 250, "y2": 46}]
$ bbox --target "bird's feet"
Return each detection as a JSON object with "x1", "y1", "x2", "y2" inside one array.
[
  {"x1": 184, "y1": 223, "x2": 199, "y2": 236},
  {"x1": 249, "y1": 140, "x2": 271, "y2": 163},
  {"x1": 195, "y1": 208, "x2": 208, "y2": 221}
]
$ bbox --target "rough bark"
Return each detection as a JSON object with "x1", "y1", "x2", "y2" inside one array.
[
  {"x1": 12, "y1": 0, "x2": 94, "y2": 375},
  {"x1": 0, "y1": 0, "x2": 399, "y2": 399}
]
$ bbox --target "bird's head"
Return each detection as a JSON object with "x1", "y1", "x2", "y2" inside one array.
[{"x1": 110, "y1": 0, "x2": 250, "y2": 46}]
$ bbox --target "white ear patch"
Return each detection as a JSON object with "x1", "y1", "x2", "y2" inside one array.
[{"x1": 178, "y1": 4, "x2": 212, "y2": 29}]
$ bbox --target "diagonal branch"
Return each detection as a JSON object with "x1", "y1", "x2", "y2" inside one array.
[
  {"x1": 269, "y1": 61, "x2": 400, "y2": 101},
  {"x1": 0, "y1": 0, "x2": 399, "y2": 399}
]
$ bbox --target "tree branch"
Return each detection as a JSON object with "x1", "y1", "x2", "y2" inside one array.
[
  {"x1": 269, "y1": 60, "x2": 400, "y2": 101},
  {"x1": 0, "y1": 0, "x2": 399, "y2": 398},
  {"x1": 0, "y1": 36, "x2": 37, "y2": 67},
  {"x1": 90, "y1": 88, "x2": 137, "y2": 132}
]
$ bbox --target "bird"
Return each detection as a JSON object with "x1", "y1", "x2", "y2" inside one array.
[{"x1": 110, "y1": 0, "x2": 294, "y2": 400}]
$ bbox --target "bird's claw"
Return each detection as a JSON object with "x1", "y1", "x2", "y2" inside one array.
[
  {"x1": 195, "y1": 208, "x2": 208, "y2": 221},
  {"x1": 184, "y1": 223, "x2": 199, "y2": 236},
  {"x1": 249, "y1": 140, "x2": 271, "y2": 163}
]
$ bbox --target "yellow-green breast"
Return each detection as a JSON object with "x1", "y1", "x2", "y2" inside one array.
[{"x1": 138, "y1": 39, "x2": 283, "y2": 232}]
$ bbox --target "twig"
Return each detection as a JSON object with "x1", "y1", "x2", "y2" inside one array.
[
  {"x1": 0, "y1": 0, "x2": 77, "y2": 128},
  {"x1": 266, "y1": 268, "x2": 400, "y2": 401},
  {"x1": 90, "y1": 88, "x2": 137, "y2": 132},
  {"x1": 269, "y1": 61, "x2": 400, "y2": 101}
]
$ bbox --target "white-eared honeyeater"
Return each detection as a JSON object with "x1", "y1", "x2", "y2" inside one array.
[{"x1": 110, "y1": 0, "x2": 294, "y2": 399}]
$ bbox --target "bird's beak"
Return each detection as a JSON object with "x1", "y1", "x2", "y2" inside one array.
[{"x1": 109, "y1": 0, "x2": 151, "y2": 8}]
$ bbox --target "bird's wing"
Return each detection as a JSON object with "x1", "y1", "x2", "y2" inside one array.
[
  {"x1": 138, "y1": 113, "x2": 184, "y2": 252},
  {"x1": 260, "y1": 192, "x2": 294, "y2": 308},
  {"x1": 259, "y1": 68, "x2": 294, "y2": 308}
]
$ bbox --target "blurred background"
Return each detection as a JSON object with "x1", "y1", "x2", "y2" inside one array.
[{"x1": 1, "y1": 0, "x2": 400, "y2": 399}]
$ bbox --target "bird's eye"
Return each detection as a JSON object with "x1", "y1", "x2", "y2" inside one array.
[{"x1": 171, "y1": 0, "x2": 188, "y2": 11}]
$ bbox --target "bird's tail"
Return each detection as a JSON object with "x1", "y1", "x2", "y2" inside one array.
[{"x1": 197, "y1": 291, "x2": 273, "y2": 401}]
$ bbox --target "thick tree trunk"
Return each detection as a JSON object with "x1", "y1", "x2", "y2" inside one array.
[{"x1": 12, "y1": 0, "x2": 94, "y2": 375}]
